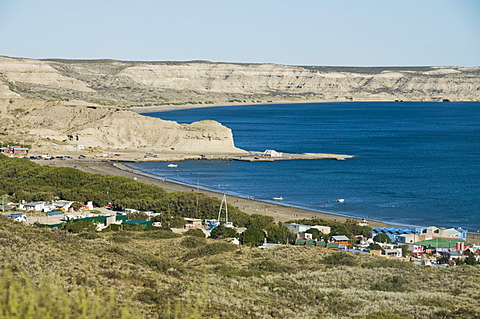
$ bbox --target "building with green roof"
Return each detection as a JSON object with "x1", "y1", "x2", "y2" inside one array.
[{"x1": 414, "y1": 238, "x2": 471, "y2": 251}]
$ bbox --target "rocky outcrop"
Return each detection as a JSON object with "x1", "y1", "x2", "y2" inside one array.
[
  {"x1": 0, "y1": 56, "x2": 478, "y2": 155},
  {"x1": 0, "y1": 99, "x2": 245, "y2": 155},
  {"x1": 1, "y1": 56, "x2": 479, "y2": 104}
]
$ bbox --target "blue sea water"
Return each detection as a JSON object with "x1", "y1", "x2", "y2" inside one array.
[{"x1": 128, "y1": 102, "x2": 480, "y2": 231}]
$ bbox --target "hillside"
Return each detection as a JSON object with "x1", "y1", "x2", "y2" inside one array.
[
  {"x1": 1, "y1": 56, "x2": 479, "y2": 155},
  {"x1": 2, "y1": 56, "x2": 479, "y2": 106},
  {"x1": 1, "y1": 217, "x2": 480, "y2": 319}
]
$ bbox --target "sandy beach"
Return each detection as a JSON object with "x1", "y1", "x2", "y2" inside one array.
[
  {"x1": 36, "y1": 158, "x2": 480, "y2": 244},
  {"x1": 40, "y1": 158, "x2": 390, "y2": 228}
]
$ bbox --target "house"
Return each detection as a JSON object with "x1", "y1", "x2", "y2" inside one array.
[
  {"x1": 295, "y1": 238, "x2": 307, "y2": 245},
  {"x1": 298, "y1": 232, "x2": 313, "y2": 239},
  {"x1": 382, "y1": 248, "x2": 403, "y2": 258},
  {"x1": 372, "y1": 227, "x2": 422, "y2": 243},
  {"x1": 418, "y1": 226, "x2": 468, "y2": 241},
  {"x1": 262, "y1": 150, "x2": 283, "y2": 158},
  {"x1": 397, "y1": 233, "x2": 432, "y2": 244},
  {"x1": 53, "y1": 200, "x2": 74, "y2": 212},
  {"x1": 412, "y1": 238, "x2": 472, "y2": 253},
  {"x1": 463, "y1": 247, "x2": 480, "y2": 261},
  {"x1": 184, "y1": 218, "x2": 202, "y2": 229},
  {"x1": 330, "y1": 235, "x2": 350, "y2": 246},
  {"x1": 315, "y1": 241, "x2": 327, "y2": 248},
  {"x1": 326, "y1": 242, "x2": 347, "y2": 250},
  {"x1": 285, "y1": 223, "x2": 331, "y2": 235},
  {"x1": 1, "y1": 146, "x2": 29, "y2": 154},
  {"x1": 22, "y1": 201, "x2": 45, "y2": 211}
]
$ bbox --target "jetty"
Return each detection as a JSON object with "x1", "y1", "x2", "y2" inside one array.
[{"x1": 109, "y1": 151, "x2": 354, "y2": 163}]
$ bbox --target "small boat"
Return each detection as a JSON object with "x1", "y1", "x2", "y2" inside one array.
[
  {"x1": 167, "y1": 163, "x2": 178, "y2": 168},
  {"x1": 273, "y1": 197, "x2": 283, "y2": 200},
  {"x1": 336, "y1": 198, "x2": 345, "y2": 203}
]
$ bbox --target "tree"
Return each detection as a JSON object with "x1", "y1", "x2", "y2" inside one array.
[
  {"x1": 242, "y1": 228, "x2": 265, "y2": 246},
  {"x1": 464, "y1": 254, "x2": 478, "y2": 265},
  {"x1": 373, "y1": 233, "x2": 391, "y2": 243},
  {"x1": 184, "y1": 228, "x2": 206, "y2": 238},
  {"x1": 127, "y1": 212, "x2": 150, "y2": 220},
  {"x1": 266, "y1": 222, "x2": 295, "y2": 244},
  {"x1": 367, "y1": 243, "x2": 382, "y2": 250},
  {"x1": 61, "y1": 220, "x2": 97, "y2": 233},
  {"x1": 305, "y1": 228, "x2": 326, "y2": 240},
  {"x1": 210, "y1": 225, "x2": 238, "y2": 239},
  {"x1": 70, "y1": 202, "x2": 83, "y2": 211},
  {"x1": 245, "y1": 214, "x2": 274, "y2": 230}
]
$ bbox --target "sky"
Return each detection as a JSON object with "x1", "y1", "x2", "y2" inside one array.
[{"x1": 0, "y1": 0, "x2": 479, "y2": 67}]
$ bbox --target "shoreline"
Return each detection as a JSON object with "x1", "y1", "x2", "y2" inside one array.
[
  {"x1": 42, "y1": 159, "x2": 391, "y2": 229},
  {"x1": 38, "y1": 159, "x2": 480, "y2": 244},
  {"x1": 131, "y1": 99, "x2": 380, "y2": 113}
]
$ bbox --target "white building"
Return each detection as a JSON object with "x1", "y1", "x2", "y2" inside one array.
[
  {"x1": 285, "y1": 223, "x2": 331, "y2": 234},
  {"x1": 262, "y1": 150, "x2": 283, "y2": 158},
  {"x1": 21, "y1": 201, "x2": 45, "y2": 211}
]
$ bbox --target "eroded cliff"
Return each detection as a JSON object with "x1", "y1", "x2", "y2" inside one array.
[{"x1": 0, "y1": 56, "x2": 478, "y2": 155}]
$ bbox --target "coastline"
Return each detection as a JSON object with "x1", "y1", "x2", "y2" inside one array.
[
  {"x1": 39, "y1": 159, "x2": 480, "y2": 244},
  {"x1": 41, "y1": 159, "x2": 390, "y2": 228},
  {"x1": 130, "y1": 99, "x2": 375, "y2": 113}
]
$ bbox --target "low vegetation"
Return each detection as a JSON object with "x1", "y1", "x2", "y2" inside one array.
[
  {"x1": 0, "y1": 155, "x2": 249, "y2": 227},
  {"x1": 1, "y1": 217, "x2": 480, "y2": 318},
  {"x1": 1, "y1": 155, "x2": 480, "y2": 318}
]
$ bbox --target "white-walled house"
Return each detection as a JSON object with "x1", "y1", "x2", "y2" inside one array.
[
  {"x1": 21, "y1": 201, "x2": 45, "y2": 211},
  {"x1": 285, "y1": 223, "x2": 331, "y2": 235},
  {"x1": 262, "y1": 150, "x2": 283, "y2": 158}
]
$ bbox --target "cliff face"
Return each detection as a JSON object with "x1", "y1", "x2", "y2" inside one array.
[
  {"x1": 1, "y1": 56, "x2": 479, "y2": 105},
  {"x1": 0, "y1": 56, "x2": 478, "y2": 154},
  {"x1": 0, "y1": 96, "x2": 245, "y2": 155}
]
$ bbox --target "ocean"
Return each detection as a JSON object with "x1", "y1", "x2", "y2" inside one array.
[{"x1": 126, "y1": 102, "x2": 480, "y2": 231}]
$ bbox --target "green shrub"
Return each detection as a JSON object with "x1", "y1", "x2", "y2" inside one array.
[
  {"x1": 110, "y1": 235, "x2": 131, "y2": 243},
  {"x1": 209, "y1": 225, "x2": 238, "y2": 239},
  {"x1": 249, "y1": 260, "x2": 293, "y2": 273},
  {"x1": 354, "y1": 310, "x2": 407, "y2": 319},
  {"x1": 183, "y1": 242, "x2": 237, "y2": 260},
  {"x1": 370, "y1": 276, "x2": 412, "y2": 292},
  {"x1": 361, "y1": 258, "x2": 414, "y2": 269},
  {"x1": 241, "y1": 228, "x2": 265, "y2": 247},
  {"x1": 373, "y1": 233, "x2": 391, "y2": 243},
  {"x1": 320, "y1": 252, "x2": 359, "y2": 267},
  {"x1": 127, "y1": 212, "x2": 150, "y2": 220},
  {"x1": 432, "y1": 307, "x2": 480, "y2": 319},
  {"x1": 141, "y1": 255, "x2": 185, "y2": 275},
  {"x1": 141, "y1": 230, "x2": 182, "y2": 239},
  {"x1": 184, "y1": 228, "x2": 206, "y2": 238},
  {"x1": 416, "y1": 297, "x2": 454, "y2": 309},
  {"x1": 61, "y1": 219, "x2": 97, "y2": 233},
  {"x1": 181, "y1": 236, "x2": 207, "y2": 248},
  {"x1": 215, "y1": 265, "x2": 265, "y2": 278},
  {"x1": 77, "y1": 232, "x2": 100, "y2": 240},
  {"x1": 0, "y1": 266, "x2": 140, "y2": 318}
]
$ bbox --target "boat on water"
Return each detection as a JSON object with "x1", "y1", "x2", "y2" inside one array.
[
  {"x1": 167, "y1": 163, "x2": 178, "y2": 168},
  {"x1": 336, "y1": 198, "x2": 345, "y2": 203},
  {"x1": 273, "y1": 197, "x2": 283, "y2": 200}
]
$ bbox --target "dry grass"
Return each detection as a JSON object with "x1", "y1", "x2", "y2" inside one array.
[{"x1": 1, "y1": 218, "x2": 480, "y2": 318}]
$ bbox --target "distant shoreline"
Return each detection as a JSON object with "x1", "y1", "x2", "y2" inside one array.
[{"x1": 131, "y1": 99, "x2": 365, "y2": 113}]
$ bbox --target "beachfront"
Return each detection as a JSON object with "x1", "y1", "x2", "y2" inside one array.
[{"x1": 38, "y1": 158, "x2": 388, "y2": 228}]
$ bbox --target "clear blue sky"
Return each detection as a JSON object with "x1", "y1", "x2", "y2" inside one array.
[{"x1": 0, "y1": 0, "x2": 479, "y2": 66}]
